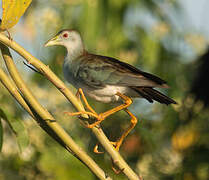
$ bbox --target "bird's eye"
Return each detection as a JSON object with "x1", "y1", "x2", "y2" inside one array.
[{"x1": 63, "y1": 33, "x2": 69, "y2": 38}]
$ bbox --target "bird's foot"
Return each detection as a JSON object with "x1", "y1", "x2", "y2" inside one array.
[
  {"x1": 93, "y1": 109, "x2": 138, "y2": 152},
  {"x1": 93, "y1": 141, "x2": 121, "y2": 154},
  {"x1": 93, "y1": 143, "x2": 104, "y2": 154},
  {"x1": 93, "y1": 143, "x2": 124, "y2": 174},
  {"x1": 111, "y1": 159, "x2": 125, "y2": 174},
  {"x1": 65, "y1": 88, "x2": 105, "y2": 127},
  {"x1": 110, "y1": 141, "x2": 121, "y2": 152},
  {"x1": 64, "y1": 111, "x2": 105, "y2": 128}
]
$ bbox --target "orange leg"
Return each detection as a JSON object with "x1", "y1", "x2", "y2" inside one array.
[
  {"x1": 76, "y1": 88, "x2": 97, "y2": 114},
  {"x1": 65, "y1": 88, "x2": 137, "y2": 152},
  {"x1": 75, "y1": 88, "x2": 82, "y2": 105},
  {"x1": 65, "y1": 89, "x2": 133, "y2": 129},
  {"x1": 92, "y1": 109, "x2": 137, "y2": 152},
  {"x1": 111, "y1": 109, "x2": 138, "y2": 151}
]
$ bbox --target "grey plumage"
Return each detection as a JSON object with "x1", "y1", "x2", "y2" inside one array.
[{"x1": 45, "y1": 29, "x2": 177, "y2": 105}]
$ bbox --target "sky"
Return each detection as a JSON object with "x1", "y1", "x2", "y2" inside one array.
[
  {"x1": 0, "y1": 0, "x2": 209, "y2": 41},
  {"x1": 0, "y1": 0, "x2": 208, "y2": 34},
  {"x1": 180, "y1": 0, "x2": 209, "y2": 35}
]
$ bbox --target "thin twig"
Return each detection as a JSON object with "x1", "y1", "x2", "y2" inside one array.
[{"x1": 23, "y1": 61, "x2": 41, "y2": 74}]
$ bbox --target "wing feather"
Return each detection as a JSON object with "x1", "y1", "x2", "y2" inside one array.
[{"x1": 76, "y1": 53, "x2": 168, "y2": 88}]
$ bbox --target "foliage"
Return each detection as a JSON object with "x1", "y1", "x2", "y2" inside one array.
[
  {"x1": 0, "y1": 0, "x2": 31, "y2": 30},
  {"x1": 0, "y1": 0, "x2": 209, "y2": 180}
]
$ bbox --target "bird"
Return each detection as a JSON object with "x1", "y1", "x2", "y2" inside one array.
[{"x1": 45, "y1": 29, "x2": 177, "y2": 151}]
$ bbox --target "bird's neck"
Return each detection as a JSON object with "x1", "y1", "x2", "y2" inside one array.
[{"x1": 66, "y1": 43, "x2": 85, "y2": 61}]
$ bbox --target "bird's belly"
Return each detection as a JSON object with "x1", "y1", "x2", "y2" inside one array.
[{"x1": 84, "y1": 85, "x2": 130, "y2": 103}]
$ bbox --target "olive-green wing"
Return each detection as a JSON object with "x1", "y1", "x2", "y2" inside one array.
[{"x1": 77, "y1": 54, "x2": 168, "y2": 88}]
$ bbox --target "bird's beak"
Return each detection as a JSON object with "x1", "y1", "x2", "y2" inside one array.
[{"x1": 44, "y1": 35, "x2": 60, "y2": 47}]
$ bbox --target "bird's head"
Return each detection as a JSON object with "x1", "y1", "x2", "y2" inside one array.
[{"x1": 45, "y1": 29, "x2": 84, "y2": 54}]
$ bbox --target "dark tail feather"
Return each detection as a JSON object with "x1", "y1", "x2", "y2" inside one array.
[{"x1": 132, "y1": 87, "x2": 177, "y2": 105}]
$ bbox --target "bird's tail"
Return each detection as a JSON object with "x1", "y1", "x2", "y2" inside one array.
[{"x1": 132, "y1": 87, "x2": 177, "y2": 105}]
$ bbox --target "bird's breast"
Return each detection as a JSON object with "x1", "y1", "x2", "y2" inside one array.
[{"x1": 63, "y1": 59, "x2": 78, "y2": 86}]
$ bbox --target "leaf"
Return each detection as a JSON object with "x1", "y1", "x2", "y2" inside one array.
[
  {"x1": 11, "y1": 118, "x2": 29, "y2": 152},
  {"x1": 0, "y1": 108, "x2": 16, "y2": 135},
  {"x1": 0, "y1": 0, "x2": 32, "y2": 30},
  {"x1": 0, "y1": 108, "x2": 29, "y2": 152}
]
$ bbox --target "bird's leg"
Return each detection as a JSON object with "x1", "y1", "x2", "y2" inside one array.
[
  {"x1": 76, "y1": 88, "x2": 97, "y2": 114},
  {"x1": 65, "y1": 88, "x2": 97, "y2": 116},
  {"x1": 111, "y1": 108, "x2": 138, "y2": 151},
  {"x1": 66, "y1": 90, "x2": 136, "y2": 152},
  {"x1": 66, "y1": 92, "x2": 133, "y2": 128},
  {"x1": 85, "y1": 92, "x2": 133, "y2": 128},
  {"x1": 91, "y1": 94, "x2": 135, "y2": 153},
  {"x1": 64, "y1": 88, "x2": 101, "y2": 128},
  {"x1": 75, "y1": 88, "x2": 80, "y2": 99},
  {"x1": 75, "y1": 88, "x2": 83, "y2": 107}
]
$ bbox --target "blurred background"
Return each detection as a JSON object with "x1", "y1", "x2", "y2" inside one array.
[{"x1": 1, "y1": 0, "x2": 209, "y2": 179}]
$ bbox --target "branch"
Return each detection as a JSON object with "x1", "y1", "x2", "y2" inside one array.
[
  {"x1": 0, "y1": 33, "x2": 140, "y2": 180},
  {"x1": 0, "y1": 43, "x2": 112, "y2": 180},
  {"x1": 0, "y1": 69, "x2": 35, "y2": 118}
]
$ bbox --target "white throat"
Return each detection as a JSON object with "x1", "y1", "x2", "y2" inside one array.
[{"x1": 64, "y1": 39, "x2": 84, "y2": 62}]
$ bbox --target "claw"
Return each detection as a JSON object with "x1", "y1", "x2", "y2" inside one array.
[
  {"x1": 111, "y1": 159, "x2": 125, "y2": 174},
  {"x1": 93, "y1": 144, "x2": 104, "y2": 154},
  {"x1": 112, "y1": 166, "x2": 124, "y2": 174},
  {"x1": 110, "y1": 141, "x2": 120, "y2": 151}
]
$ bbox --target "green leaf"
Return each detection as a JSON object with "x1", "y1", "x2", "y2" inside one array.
[
  {"x1": 0, "y1": 108, "x2": 16, "y2": 135},
  {"x1": 0, "y1": 108, "x2": 10, "y2": 152},
  {"x1": 10, "y1": 118, "x2": 29, "y2": 152},
  {"x1": 0, "y1": 108, "x2": 29, "y2": 152}
]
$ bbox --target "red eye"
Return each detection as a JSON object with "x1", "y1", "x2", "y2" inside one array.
[{"x1": 63, "y1": 33, "x2": 68, "y2": 38}]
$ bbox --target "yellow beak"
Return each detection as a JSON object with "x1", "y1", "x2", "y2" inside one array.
[{"x1": 44, "y1": 35, "x2": 60, "y2": 47}]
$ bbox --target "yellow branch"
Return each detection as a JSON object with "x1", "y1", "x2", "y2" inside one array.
[
  {"x1": 0, "y1": 69, "x2": 34, "y2": 118},
  {"x1": 0, "y1": 43, "x2": 112, "y2": 180},
  {"x1": 0, "y1": 33, "x2": 140, "y2": 180}
]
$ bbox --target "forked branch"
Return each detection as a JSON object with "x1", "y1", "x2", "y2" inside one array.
[
  {"x1": 0, "y1": 43, "x2": 112, "y2": 180},
  {"x1": 0, "y1": 33, "x2": 140, "y2": 180}
]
